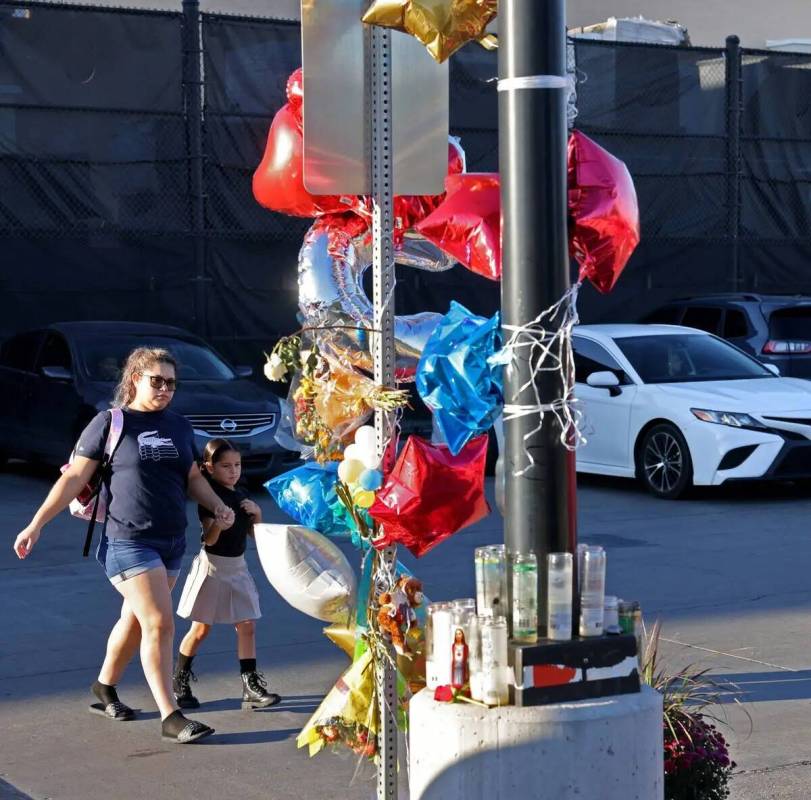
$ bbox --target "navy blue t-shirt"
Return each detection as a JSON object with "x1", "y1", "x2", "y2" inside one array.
[{"x1": 76, "y1": 407, "x2": 195, "y2": 540}]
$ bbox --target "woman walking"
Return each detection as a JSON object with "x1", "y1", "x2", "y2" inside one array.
[{"x1": 13, "y1": 347, "x2": 234, "y2": 743}]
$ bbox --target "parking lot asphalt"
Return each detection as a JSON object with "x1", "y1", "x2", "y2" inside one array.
[{"x1": 1, "y1": 463, "x2": 810, "y2": 800}]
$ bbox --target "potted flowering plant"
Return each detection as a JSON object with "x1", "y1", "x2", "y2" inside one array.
[{"x1": 641, "y1": 622, "x2": 740, "y2": 800}]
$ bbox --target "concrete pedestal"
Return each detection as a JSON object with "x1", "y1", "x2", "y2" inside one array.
[{"x1": 408, "y1": 685, "x2": 663, "y2": 800}]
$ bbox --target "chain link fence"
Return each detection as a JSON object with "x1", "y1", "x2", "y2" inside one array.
[{"x1": 1, "y1": 1, "x2": 810, "y2": 364}]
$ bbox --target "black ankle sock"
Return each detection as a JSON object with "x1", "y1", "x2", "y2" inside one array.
[
  {"x1": 161, "y1": 709, "x2": 189, "y2": 735},
  {"x1": 92, "y1": 680, "x2": 119, "y2": 706},
  {"x1": 239, "y1": 658, "x2": 256, "y2": 674},
  {"x1": 177, "y1": 653, "x2": 195, "y2": 673}
]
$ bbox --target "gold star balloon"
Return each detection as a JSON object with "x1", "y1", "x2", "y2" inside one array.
[{"x1": 362, "y1": 0, "x2": 498, "y2": 63}]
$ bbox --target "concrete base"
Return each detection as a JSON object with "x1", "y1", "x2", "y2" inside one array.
[{"x1": 408, "y1": 685, "x2": 663, "y2": 800}]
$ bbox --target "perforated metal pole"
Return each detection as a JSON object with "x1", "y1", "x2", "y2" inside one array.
[{"x1": 369, "y1": 23, "x2": 398, "y2": 800}]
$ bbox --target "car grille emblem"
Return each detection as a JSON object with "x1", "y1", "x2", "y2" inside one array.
[{"x1": 220, "y1": 418, "x2": 238, "y2": 432}]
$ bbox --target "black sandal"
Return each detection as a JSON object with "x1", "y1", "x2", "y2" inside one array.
[
  {"x1": 161, "y1": 711, "x2": 214, "y2": 744},
  {"x1": 89, "y1": 701, "x2": 136, "y2": 721}
]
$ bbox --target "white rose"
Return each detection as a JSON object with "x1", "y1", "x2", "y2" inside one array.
[{"x1": 264, "y1": 353, "x2": 287, "y2": 381}]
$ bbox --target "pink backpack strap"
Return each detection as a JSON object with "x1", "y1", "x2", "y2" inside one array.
[{"x1": 105, "y1": 407, "x2": 124, "y2": 460}]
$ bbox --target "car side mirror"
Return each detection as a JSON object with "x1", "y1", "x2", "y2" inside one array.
[
  {"x1": 764, "y1": 363, "x2": 780, "y2": 377},
  {"x1": 41, "y1": 365, "x2": 72, "y2": 381},
  {"x1": 235, "y1": 365, "x2": 253, "y2": 378},
  {"x1": 586, "y1": 371, "x2": 622, "y2": 396}
]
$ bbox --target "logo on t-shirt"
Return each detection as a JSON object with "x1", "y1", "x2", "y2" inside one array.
[{"x1": 137, "y1": 430, "x2": 179, "y2": 461}]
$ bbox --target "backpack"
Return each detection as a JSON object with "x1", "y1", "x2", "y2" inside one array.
[{"x1": 60, "y1": 408, "x2": 125, "y2": 556}]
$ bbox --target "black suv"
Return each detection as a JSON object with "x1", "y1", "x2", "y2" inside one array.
[
  {"x1": 643, "y1": 294, "x2": 811, "y2": 379},
  {"x1": 0, "y1": 321, "x2": 296, "y2": 478}
]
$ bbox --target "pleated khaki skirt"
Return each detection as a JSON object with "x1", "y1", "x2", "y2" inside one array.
[{"x1": 177, "y1": 549, "x2": 262, "y2": 624}]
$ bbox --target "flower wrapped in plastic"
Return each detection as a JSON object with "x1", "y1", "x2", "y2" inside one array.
[
  {"x1": 369, "y1": 434, "x2": 490, "y2": 557},
  {"x1": 416, "y1": 301, "x2": 503, "y2": 455},
  {"x1": 297, "y1": 649, "x2": 378, "y2": 758},
  {"x1": 265, "y1": 462, "x2": 354, "y2": 539}
]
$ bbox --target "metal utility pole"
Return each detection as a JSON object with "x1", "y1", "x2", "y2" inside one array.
[{"x1": 498, "y1": 0, "x2": 576, "y2": 635}]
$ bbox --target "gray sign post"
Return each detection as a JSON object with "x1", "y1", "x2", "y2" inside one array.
[{"x1": 300, "y1": 4, "x2": 448, "y2": 798}]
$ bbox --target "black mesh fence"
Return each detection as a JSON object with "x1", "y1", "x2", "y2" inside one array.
[{"x1": 1, "y1": 2, "x2": 811, "y2": 366}]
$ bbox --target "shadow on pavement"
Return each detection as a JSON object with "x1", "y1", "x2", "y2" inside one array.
[
  {"x1": 199, "y1": 695, "x2": 320, "y2": 715},
  {"x1": 203, "y1": 728, "x2": 300, "y2": 745},
  {"x1": 0, "y1": 778, "x2": 34, "y2": 800},
  {"x1": 578, "y1": 472, "x2": 811, "y2": 504},
  {"x1": 713, "y1": 670, "x2": 811, "y2": 704}
]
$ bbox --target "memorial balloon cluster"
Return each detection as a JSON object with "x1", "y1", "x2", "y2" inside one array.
[{"x1": 249, "y1": 52, "x2": 639, "y2": 763}]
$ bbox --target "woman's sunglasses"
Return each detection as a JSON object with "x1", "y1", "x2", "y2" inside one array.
[{"x1": 143, "y1": 374, "x2": 178, "y2": 391}]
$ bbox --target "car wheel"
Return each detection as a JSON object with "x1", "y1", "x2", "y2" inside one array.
[{"x1": 637, "y1": 423, "x2": 693, "y2": 500}]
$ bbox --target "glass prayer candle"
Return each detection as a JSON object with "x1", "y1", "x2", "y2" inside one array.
[
  {"x1": 511, "y1": 552, "x2": 538, "y2": 643},
  {"x1": 480, "y1": 615, "x2": 509, "y2": 706},
  {"x1": 475, "y1": 544, "x2": 507, "y2": 618},
  {"x1": 468, "y1": 614, "x2": 483, "y2": 701},
  {"x1": 579, "y1": 546, "x2": 606, "y2": 638},
  {"x1": 604, "y1": 595, "x2": 620, "y2": 634},
  {"x1": 427, "y1": 601, "x2": 454, "y2": 688},
  {"x1": 547, "y1": 552, "x2": 573, "y2": 641}
]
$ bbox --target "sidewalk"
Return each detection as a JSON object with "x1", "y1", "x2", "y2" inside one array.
[{"x1": 2, "y1": 465, "x2": 810, "y2": 799}]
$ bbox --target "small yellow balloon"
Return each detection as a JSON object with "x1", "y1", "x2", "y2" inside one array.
[{"x1": 354, "y1": 489, "x2": 376, "y2": 509}]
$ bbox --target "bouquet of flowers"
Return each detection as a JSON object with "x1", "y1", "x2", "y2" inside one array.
[{"x1": 297, "y1": 649, "x2": 378, "y2": 759}]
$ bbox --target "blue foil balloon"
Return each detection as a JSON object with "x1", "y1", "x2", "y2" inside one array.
[
  {"x1": 265, "y1": 462, "x2": 353, "y2": 539},
  {"x1": 416, "y1": 301, "x2": 503, "y2": 455}
]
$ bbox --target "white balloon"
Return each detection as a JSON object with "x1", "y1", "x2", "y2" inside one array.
[
  {"x1": 343, "y1": 443, "x2": 361, "y2": 462},
  {"x1": 360, "y1": 449, "x2": 381, "y2": 471},
  {"x1": 354, "y1": 425, "x2": 377, "y2": 451},
  {"x1": 254, "y1": 524, "x2": 357, "y2": 623}
]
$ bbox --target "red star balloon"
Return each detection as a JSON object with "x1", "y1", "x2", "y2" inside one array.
[
  {"x1": 415, "y1": 172, "x2": 501, "y2": 280},
  {"x1": 568, "y1": 131, "x2": 640, "y2": 294},
  {"x1": 369, "y1": 434, "x2": 490, "y2": 558}
]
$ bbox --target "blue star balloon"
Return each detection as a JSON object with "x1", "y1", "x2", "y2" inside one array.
[
  {"x1": 416, "y1": 301, "x2": 503, "y2": 455},
  {"x1": 265, "y1": 462, "x2": 353, "y2": 539}
]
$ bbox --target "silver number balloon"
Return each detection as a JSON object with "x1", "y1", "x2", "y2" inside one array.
[{"x1": 298, "y1": 223, "x2": 456, "y2": 381}]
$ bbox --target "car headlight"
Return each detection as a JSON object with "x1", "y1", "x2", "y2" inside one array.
[{"x1": 690, "y1": 409, "x2": 765, "y2": 429}]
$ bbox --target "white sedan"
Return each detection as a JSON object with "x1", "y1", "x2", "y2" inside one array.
[{"x1": 571, "y1": 324, "x2": 811, "y2": 498}]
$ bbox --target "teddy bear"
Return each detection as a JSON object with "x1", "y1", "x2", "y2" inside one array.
[{"x1": 376, "y1": 576, "x2": 424, "y2": 656}]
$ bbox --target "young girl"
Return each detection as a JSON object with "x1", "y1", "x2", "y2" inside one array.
[{"x1": 173, "y1": 438, "x2": 281, "y2": 710}]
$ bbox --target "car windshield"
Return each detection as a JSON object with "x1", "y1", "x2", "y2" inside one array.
[
  {"x1": 77, "y1": 336, "x2": 236, "y2": 382},
  {"x1": 614, "y1": 333, "x2": 772, "y2": 384}
]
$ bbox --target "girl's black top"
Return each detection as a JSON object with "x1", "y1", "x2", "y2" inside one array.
[{"x1": 198, "y1": 477, "x2": 253, "y2": 558}]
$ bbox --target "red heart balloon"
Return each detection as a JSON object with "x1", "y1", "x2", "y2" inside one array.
[
  {"x1": 568, "y1": 131, "x2": 640, "y2": 294},
  {"x1": 286, "y1": 67, "x2": 303, "y2": 124},
  {"x1": 252, "y1": 103, "x2": 365, "y2": 219}
]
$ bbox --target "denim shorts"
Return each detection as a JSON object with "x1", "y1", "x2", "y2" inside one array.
[{"x1": 97, "y1": 532, "x2": 186, "y2": 585}]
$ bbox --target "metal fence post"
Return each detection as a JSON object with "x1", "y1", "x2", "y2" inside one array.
[
  {"x1": 182, "y1": 0, "x2": 207, "y2": 337},
  {"x1": 725, "y1": 34, "x2": 743, "y2": 291}
]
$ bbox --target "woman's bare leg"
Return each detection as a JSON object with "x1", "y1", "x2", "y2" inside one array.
[
  {"x1": 114, "y1": 567, "x2": 178, "y2": 720},
  {"x1": 98, "y1": 599, "x2": 140, "y2": 686}
]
